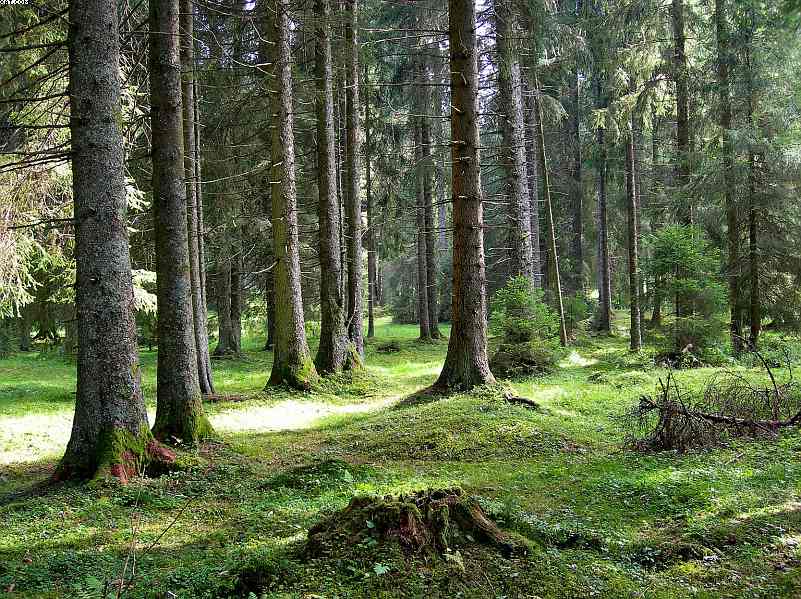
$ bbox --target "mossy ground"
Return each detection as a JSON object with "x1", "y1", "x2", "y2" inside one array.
[{"x1": 1, "y1": 316, "x2": 801, "y2": 597}]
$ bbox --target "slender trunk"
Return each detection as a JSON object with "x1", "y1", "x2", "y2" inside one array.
[
  {"x1": 524, "y1": 90, "x2": 542, "y2": 287},
  {"x1": 650, "y1": 116, "x2": 664, "y2": 327},
  {"x1": 17, "y1": 310, "x2": 31, "y2": 351},
  {"x1": 214, "y1": 256, "x2": 235, "y2": 355},
  {"x1": 150, "y1": 0, "x2": 212, "y2": 443},
  {"x1": 314, "y1": 0, "x2": 350, "y2": 371},
  {"x1": 420, "y1": 60, "x2": 441, "y2": 339},
  {"x1": 345, "y1": 0, "x2": 364, "y2": 357},
  {"x1": 231, "y1": 254, "x2": 242, "y2": 353},
  {"x1": 415, "y1": 121, "x2": 431, "y2": 340},
  {"x1": 595, "y1": 124, "x2": 612, "y2": 333},
  {"x1": 533, "y1": 83, "x2": 568, "y2": 347},
  {"x1": 745, "y1": 24, "x2": 761, "y2": 349},
  {"x1": 58, "y1": 0, "x2": 167, "y2": 481},
  {"x1": 365, "y1": 66, "x2": 377, "y2": 339},
  {"x1": 435, "y1": 0, "x2": 496, "y2": 390},
  {"x1": 495, "y1": 0, "x2": 533, "y2": 281},
  {"x1": 193, "y1": 78, "x2": 207, "y2": 309},
  {"x1": 714, "y1": 0, "x2": 742, "y2": 354},
  {"x1": 569, "y1": 67, "x2": 583, "y2": 294},
  {"x1": 625, "y1": 120, "x2": 642, "y2": 351},
  {"x1": 671, "y1": 0, "x2": 692, "y2": 226},
  {"x1": 266, "y1": 0, "x2": 318, "y2": 389},
  {"x1": 181, "y1": 0, "x2": 214, "y2": 391}
]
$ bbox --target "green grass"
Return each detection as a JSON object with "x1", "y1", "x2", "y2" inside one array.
[{"x1": 1, "y1": 317, "x2": 801, "y2": 597}]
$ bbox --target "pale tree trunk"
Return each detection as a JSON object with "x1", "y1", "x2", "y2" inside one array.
[
  {"x1": 266, "y1": 0, "x2": 319, "y2": 389},
  {"x1": 524, "y1": 90, "x2": 542, "y2": 288},
  {"x1": 625, "y1": 120, "x2": 642, "y2": 351},
  {"x1": 314, "y1": 0, "x2": 350, "y2": 372},
  {"x1": 58, "y1": 0, "x2": 170, "y2": 481},
  {"x1": 533, "y1": 81, "x2": 568, "y2": 347},
  {"x1": 435, "y1": 0, "x2": 496, "y2": 391},
  {"x1": 415, "y1": 120, "x2": 431, "y2": 340},
  {"x1": 150, "y1": 0, "x2": 212, "y2": 443},
  {"x1": 495, "y1": 0, "x2": 533, "y2": 281},
  {"x1": 345, "y1": 0, "x2": 365, "y2": 358},
  {"x1": 715, "y1": 0, "x2": 742, "y2": 354},
  {"x1": 180, "y1": 0, "x2": 214, "y2": 392}
]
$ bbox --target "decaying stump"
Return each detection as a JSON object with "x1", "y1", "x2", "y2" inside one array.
[{"x1": 305, "y1": 488, "x2": 528, "y2": 558}]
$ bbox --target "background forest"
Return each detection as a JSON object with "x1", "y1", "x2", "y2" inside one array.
[{"x1": 2, "y1": 0, "x2": 801, "y2": 597}]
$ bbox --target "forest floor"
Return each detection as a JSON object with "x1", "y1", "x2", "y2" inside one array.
[{"x1": 2, "y1": 316, "x2": 801, "y2": 598}]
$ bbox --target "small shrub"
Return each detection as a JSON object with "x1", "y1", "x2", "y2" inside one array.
[
  {"x1": 564, "y1": 294, "x2": 592, "y2": 334},
  {"x1": 490, "y1": 276, "x2": 559, "y2": 344}
]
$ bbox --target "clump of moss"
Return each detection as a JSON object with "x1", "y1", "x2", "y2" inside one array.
[{"x1": 305, "y1": 488, "x2": 530, "y2": 559}]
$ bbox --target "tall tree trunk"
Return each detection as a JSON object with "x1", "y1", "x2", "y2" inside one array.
[
  {"x1": 365, "y1": 67, "x2": 377, "y2": 339},
  {"x1": 595, "y1": 123, "x2": 612, "y2": 333},
  {"x1": 533, "y1": 82, "x2": 568, "y2": 347},
  {"x1": 181, "y1": 0, "x2": 214, "y2": 392},
  {"x1": 625, "y1": 120, "x2": 642, "y2": 351},
  {"x1": 266, "y1": 0, "x2": 319, "y2": 389},
  {"x1": 671, "y1": 0, "x2": 692, "y2": 226},
  {"x1": 58, "y1": 0, "x2": 168, "y2": 481},
  {"x1": 524, "y1": 90, "x2": 542, "y2": 288},
  {"x1": 745, "y1": 23, "x2": 761, "y2": 349},
  {"x1": 345, "y1": 0, "x2": 365, "y2": 358},
  {"x1": 214, "y1": 256, "x2": 235, "y2": 355},
  {"x1": 495, "y1": 0, "x2": 533, "y2": 281},
  {"x1": 193, "y1": 78, "x2": 208, "y2": 309},
  {"x1": 435, "y1": 0, "x2": 496, "y2": 390},
  {"x1": 714, "y1": 0, "x2": 742, "y2": 354},
  {"x1": 150, "y1": 0, "x2": 212, "y2": 443},
  {"x1": 231, "y1": 253, "x2": 242, "y2": 353},
  {"x1": 568, "y1": 66, "x2": 583, "y2": 294},
  {"x1": 314, "y1": 0, "x2": 350, "y2": 372},
  {"x1": 415, "y1": 121, "x2": 431, "y2": 340}
]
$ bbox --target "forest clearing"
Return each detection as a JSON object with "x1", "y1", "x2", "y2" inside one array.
[{"x1": 3, "y1": 0, "x2": 801, "y2": 596}]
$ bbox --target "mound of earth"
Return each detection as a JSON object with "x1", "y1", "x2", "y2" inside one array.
[{"x1": 304, "y1": 487, "x2": 529, "y2": 558}]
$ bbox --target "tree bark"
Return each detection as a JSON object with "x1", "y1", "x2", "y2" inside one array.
[
  {"x1": 314, "y1": 0, "x2": 350, "y2": 372},
  {"x1": 524, "y1": 90, "x2": 542, "y2": 288},
  {"x1": 181, "y1": 0, "x2": 215, "y2": 392},
  {"x1": 365, "y1": 67, "x2": 377, "y2": 339},
  {"x1": 345, "y1": 0, "x2": 365, "y2": 358},
  {"x1": 625, "y1": 120, "x2": 642, "y2": 351},
  {"x1": 231, "y1": 253, "x2": 242, "y2": 353},
  {"x1": 745, "y1": 23, "x2": 761, "y2": 349},
  {"x1": 264, "y1": 269, "x2": 276, "y2": 350},
  {"x1": 58, "y1": 0, "x2": 165, "y2": 481},
  {"x1": 434, "y1": 0, "x2": 496, "y2": 391},
  {"x1": 595, "y1": 123, "x2": 612, "y2": 333},
  {"x1": 415, "y1": 120, "x2": 431, "y2": 340},
  {"x1": 214, "y1": 256, "x2": 236, "y2": 355},
  {"x1": 495, "y1": 0, "x2": 533, "y2": 281},
  {"x1": 671, "y1": 0, "x2": 692, "y2": 226},
  {"x1": 266, "y1": 0, "x2": 319, "y2": 389}
]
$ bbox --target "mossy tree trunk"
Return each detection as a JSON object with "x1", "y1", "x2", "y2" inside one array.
[
  {"x1": 150, "y1": 0, "x2": 213, "y2": 443},
  {"x1": 266, "y1": 0, "x2": 319, "y2": 389},
  {"x1": 180, "y1": 0, "x2": 215, "y2": 393},
  {"x1": 435, "y1": 0, "x2": 495, "y2": 391},
  {"x1": 314, "y1": 0, "x2": 350, "y2": 373},
  {"x1": 57, "y1": 0, "x2": 168, "y2": 481}
]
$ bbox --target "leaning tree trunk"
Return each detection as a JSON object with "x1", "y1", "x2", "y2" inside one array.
[
  {"x1": 495, "y1": 0, "x2": 533, "y2": 281},
  {"x1": 180, "y1": 0, "x2": 214, "y2": 393},
  {"x1": 533, "y1": 80, "x2": 568, "y2": 347},
  {"x1": 434, "y1": 0, "x2": 496, "y2": 391},
  {"x1": 266, "y1": 0, "x2": 319, "y2": 389},
  {"x1": 625, "y1": 120, "x2": 642, "y2": 352},
  {"x1": 345, "y1": 0, "x2": 365, "y2": 358},
  {"x1": 314, "y1": 0, "x2": 350, "y2": 371},
  {"x1": 415, "y1": 120, "x2": 431, "y2": 340},
  {"x1": 715, "y1": 0, "x2": 742, "y2": 355},
  {"x1": 57, "y1": 0, "x2": 170, "y2": 482},
  {"x1": 150, "y1": 0, "x2": 212, "y2": 443}
]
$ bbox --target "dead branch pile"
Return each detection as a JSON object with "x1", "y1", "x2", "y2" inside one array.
[{"x1": 627, "y1": 353, "x2": 801, "y2": 451}]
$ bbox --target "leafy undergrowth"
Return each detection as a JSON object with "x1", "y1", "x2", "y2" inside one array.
[{"x1": 1, "y1": 318, "x2": 801, "y2": 597}]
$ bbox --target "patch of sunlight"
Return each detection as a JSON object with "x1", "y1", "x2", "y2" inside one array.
[
  {"x1": 559, "y1": 351, "x2": 598, "y2": 368},
  {"x1": 0, "y1": 413, "x2": 72, "y2": 464},
  {"x1": 211, "y1": 398, "x2": 394, "y2": 433},
  {"x1": 528, "y1": 387, "x2": 565, "y2": 403}
]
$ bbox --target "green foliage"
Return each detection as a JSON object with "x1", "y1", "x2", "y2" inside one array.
[
  {"x1": 490, "y1": 276, "x2": 560, "y2": 344},
  {"x1": 564, "y1": 294, "x2": 592, "y2": 334}
]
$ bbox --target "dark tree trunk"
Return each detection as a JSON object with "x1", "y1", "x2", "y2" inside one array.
[
  {"x1": 524, "y1": 90, "x2": 542, "y2": 288},
  {"x1": 266, "y1": 0, "x2": 319, "y2": 389},
  {"x1": 17, "y1": 309, "x2": 31, "y2": 351},
  {"x1": 149, "y1": 0, "x2": 212, "y2": 443},
  {"x1": 714, "y1": 0, "x2": 742, "y2": 354},
  {"x1": 180, "y1": 0, "x2": 214, "y2": 393},
  {"x1": 568, "y1": 68, "x2": 583, "y2": 294},
  {"x1": 231, "y1": 254, "x2": 242, "y2": 354},
  {"x1": 495, "y1": 0, "x2": 533, "y2": 281},
  {"x1": 595, "y1": 124, "x2": 612, "y2": 333},
  {"x1": 745, "y1": 25, "x2": 761, "y2": 349},
  {"x1": 214, "y1": 256, "x2": 236, "y2": 355},
  {"x1": 435, "y1": 0, "x2": 496, "y2": 391},
  {"x1": 625, "y1": 121, "x2": 642, "y2": 351},
  {"x1": 671, "y1": 0, "x2": 692, "y2": 226},
  {"x1": 193, "y1": 78, "x2": 208, "y2": 309},
  {"x1": 365, "y1": 67, "x2": 377, "y2": 339},
  {"x1": 533, "y1": 82, "x2": 568, "y2": 347},
  {"x1": 415, "y1": 121, "x2": 431, "y2": 340},
  {"x1": 58, "y1": 0, "x2": 165, "y2": 481},
  {"x1": 345, "y1": 0, "x2": 365, "y2": 358},
  {"x1": 314, "y1": 0, "x2": 350, "y2": 373}
]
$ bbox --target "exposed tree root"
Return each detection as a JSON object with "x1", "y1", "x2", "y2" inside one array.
[{"x1": 304, "y1": 488, "x2": 529, "y2": 559}]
